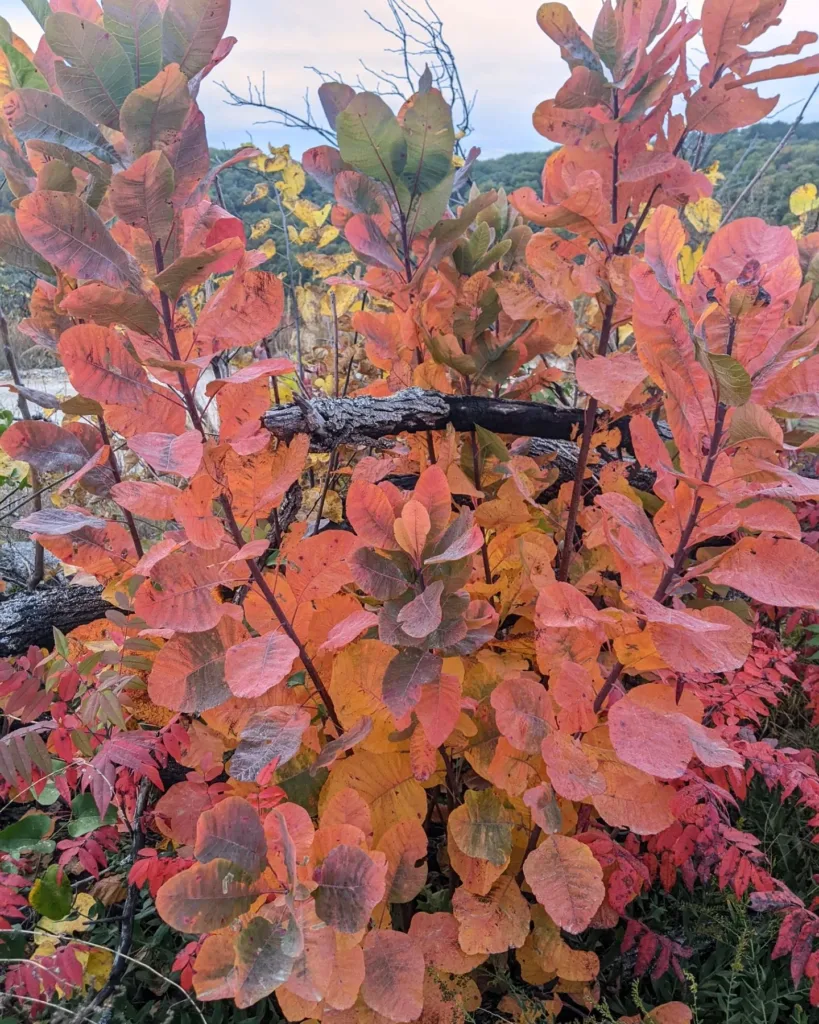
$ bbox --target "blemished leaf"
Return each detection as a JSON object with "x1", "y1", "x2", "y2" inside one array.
[
  {"x1": 16, "y1": 191, "x2": 143, "y2": 290},
  {"x1": 102, "y1": 0, "x2": 163, "y2": 89},
  {"x1": 396, "y1": 580, "x2": 445, "y2": 639},
  {"x1": 449, "y1": 789, "x2": 514, "y2": 866},
  {"x1": 229, "y1": 706, "x2": 311, "y2": 782},
  {"x1": 698, "y1": 536, "x2": 819, "y2": 610},
  {"x1": 67, "y1": 793, "x2": 118, "y2": 837},
  {"x1": 0, "y1": 214, "x2": 52, "y2": 275},
  {"x1": 706, "y1": 353, "x2": 751, "y2": 406},
  {"x1": 311, "y1": 716, "x2": 373, "y2": 772},
  {"x1": 349, "y1": 547, "x2": 411, "y2": 600},
  {"x1": 233, "y1": 905, "x2": 300, "y2": 1008},
  {"x1": 452, "y1": 876, "x2": 530, "y2": 954},
  {"x1": 60, "y1": 283, "x2": 161, "y2": 337},
  {"x1": 110, "y1": 150, "x2": 175, "y2": 244},
  {"x1": 0, "y1": 420, "x2": 92, "y2": 475},
  {"x1": 29, "y1": 864, "x2": 72, "y2": 920},
  {"x1": 318, "y1": 80, "x2": 355, "y2": 129},
  {"x1": 522, "y1": 832, "x2": 605, "y2": 934},
  {"x1": 194, "y1": 265, "x2": 286, "y2": 356},
  {"x1": 46, "y1": 12, "x2": 135, "y2": 129},
  {"x1": 377, "y1": 818, "x2": 428, "y2": 902},
  {"x1": 162, "y1": 0, "x2": 231, "y2": 78},
  {"x1": 314, "y1": 844, "x2": 387, "y2": 933},
  {"x1": 346, "y1": 480, "x2": 400, "y2": 549},
  {"x1": 0, "y1": 813, "x2": 51, "y2": 855},
  {"x1": 128, "y1": 431, "x2": 204, "y2": 478},
  {"x1": 382, "y1": 647, "x2": 442, "y2": 718},
  {"x1": 0, "y1": 39, "x2": 48, "y2": 91},
  {"x1": 194, "y1": 796, "x2": 267, "y2": 876},
  {"x1": 119, "y1": 62, "x2": 192, "y2": 157},
  {"x1": 399, "y1": 89, "x2": 455, "y2": 196},
  {"x1": 3, "y1": 88, "x2": 116, "y2": 162},
  {"x1": 15, "y1": 507, "x2": 106, "y2": 536},
  {"x1": 575, "y1": 351, "x2": 647, "y2": 411},
  {"x1": 490, "y1": 675, "x2": 555, "y2": 754},
  {"x1": 156, "y1": 858, "x2": 256, "y2": 933},
  {"x1": 361, "y1": 929, "x2": 425, "y2": 1022},
  {"x1": 147, "y1": 618, "x2": 245, "y2": 710}
]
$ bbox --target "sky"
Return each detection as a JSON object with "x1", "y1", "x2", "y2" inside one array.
[{"x1": 0, "y1": 0, "x2": 817, "y2": 159}]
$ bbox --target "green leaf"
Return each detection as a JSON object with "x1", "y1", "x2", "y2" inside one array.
[
  {"x1": 0, "y1": 41, "x2": 48, "y2": 91},
  {"x1": 336, "y1": 93, "x2": 407, "y2": 191},
  {"x1": 707, "y1": 353, "x2": 752, "y2": 407},
  {"x1": 475, "y1": 425, "x2": 510, "y2": 464},
  {"x1": 103, "y1": 0, "x2": 163, "y2": 89},
  {"x1": 4, "y1": 88, "x2": 116, "y2": 163},
  {"x1": 68, "y1": 792, "x2": 118, "y2": 838},
  {"x1": 0, "y1": 813, "x2": 51, "y2": 856},
  {"x1": 400, "y1": 90, "x2": 455, "y2": 196},
  {"x1": 407, "y1": 169, "x2": 454, "y2": 236},
  {"x1": 19, "y1": 0, "x2": 52, "y2": 29},
  {"x1": 46, "y1": 12, "x2": 135, "y2": 130},
  {"x1": 29, "y1": 864, "x2": 72, "y2": 920},
  {"x1": 53, "y1": 628, "x2": 70, "y2": 660},
  {"x1": 162, "y1": 0, "x2": 231, "y2": 78}
]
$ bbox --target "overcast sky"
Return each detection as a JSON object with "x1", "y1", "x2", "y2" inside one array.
[{"x1": 1, "y1": 0, "x2": 817, "y2": 159}]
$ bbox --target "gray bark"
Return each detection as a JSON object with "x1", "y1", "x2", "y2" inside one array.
[
  {"x1": 263, "y1": 389, "x2": 584, "y2": 451},
  {"x1": 0, "y1": 581, "x2": 111, "y2": 657}
]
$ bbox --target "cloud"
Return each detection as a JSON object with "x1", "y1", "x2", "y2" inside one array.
[{"x1": 0, "y1": 0, "x2": 816, "y2": 156}]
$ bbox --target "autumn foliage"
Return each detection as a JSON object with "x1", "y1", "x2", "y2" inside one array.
[{"x1": 1, "y1": 0, "x2": 819, "y2": 1020}]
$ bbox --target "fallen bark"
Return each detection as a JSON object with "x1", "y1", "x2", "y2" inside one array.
[
  {"x1": 0, "y1": 581, "x2": 111, "y2": 657},
  {"x1": 263, "y1": 389, "x2": 584, "y2": 450}
]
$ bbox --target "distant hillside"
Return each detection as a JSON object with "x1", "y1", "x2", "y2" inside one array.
[{"x1": 0, "y1": 121, "x2": 816, "y2": 322}]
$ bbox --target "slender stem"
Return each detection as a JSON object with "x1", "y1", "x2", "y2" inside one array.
[
  {"x1": 153, "y1": 242, "x2": 205, "y2": 437},
  {"x1": 468, "y1": 427, "x2": 493, "y2": 586},
  {"x1": 330, "y1": 290, "x2": 340, "y2": 399},
  {"x1": 1, "y1": 312, "x2": 43, "y2": 588},
  {"x1": 273, "y1": 186, "x2": 305, "y2": 386},
  {"x1": 79, "y1": 779, "x2": 151, "y2": 1017},
  {"x1": 557, "y1": 302, "x2": 615, "y2": 581},
  {"x1": 313, "y1": 448, "x2": 339, "y2": 535},
  {"x1": 219, "y1": 495, "x2": 343, "y2": 731},
  {"x1": 722, "y1": 83, "x2": 819, "y2": 224},
  {"x1": 97, "y1": 416, "x2": 143, "y2": 559},
  {"x1": 592, "y1": 320, "x2": 737, "y2": 713}
]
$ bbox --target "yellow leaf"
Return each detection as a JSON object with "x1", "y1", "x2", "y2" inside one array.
[
  {"x1": 320, "y1": 283, "x2": 360, "y2": 318},
  {"x1": 789, "y1": 183, "x2": 819, "y2": 217},
  {"x1": 256, "y1": 239, "x2": 277, "y2": 261},
  {"x1": 678, "y1": 242, "x2": 704, "y2": 285},
  {"x1": 0, "y1": 448, "x2": 28, "y2": 482},
  {"x1": 276, "y1": 161, "x2": 306, "y2": 202},
  {"x1": 317, "y1": 224, "x2": 340, "y2": 249},
  {"x1": 684, "y1": 197, "x2": 721, "y2": 234},
  {"x1": 296, "y1": 250, "x2": 358, "y2": 278},
  {"x1": 703, "y1": 161, "x2": 724, "y2": 185},
  {"x1": 35, "y1": 892, "x2": 95, "y2": 943},
  {"x1": 286, "y1": 198, "x2": 332, "y2": 228},
  {"x1": 249, "y1": 217, "x2": 272, "y2": 240},
  {"x1": 243, "y1": 182, "x2": 269, "y2": 205}
]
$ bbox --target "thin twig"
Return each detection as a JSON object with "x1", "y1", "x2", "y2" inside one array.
[
  {"x1": 722, "y1": 81, "x2": 819, "y2": 224},
  {"x1": 1, "y1": 311, "x2": 44, "y2": 588}
]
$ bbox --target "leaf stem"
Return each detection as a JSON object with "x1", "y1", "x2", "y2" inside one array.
[{"x1": 219, "y1": 495, "x2": 343, "y2": 731}]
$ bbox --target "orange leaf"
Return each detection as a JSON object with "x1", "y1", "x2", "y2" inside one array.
[
  {"x1": 148, "y1": 617, "x2": 246, "y2": 713},
  {"x1": 523, "y1": 833, "x2": 605, "y2": 934},
  {"x1": 194, "y1": 796, "x2": 267, "y2": 876},
  {"x1": 346, "y1": 480, "x2": 400, "y2": 549},
  {"x1": 224, "y1": 630, "x2": 300, "y2": 699},
  {"x1": 361, "y1": 929, "x2": 425, "y2": 1022},
  {"x1": 452, "y1": 875, "x2": 530, "y2": 954}
]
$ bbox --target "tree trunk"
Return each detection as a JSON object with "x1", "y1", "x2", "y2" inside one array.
[{"x1": 0, "y1": 581, "x2": 111, "y2": 658}]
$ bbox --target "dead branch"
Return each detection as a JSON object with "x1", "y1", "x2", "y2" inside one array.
[{"x1": 262, "y1": 389, "x2": 584, "y2": 450}]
